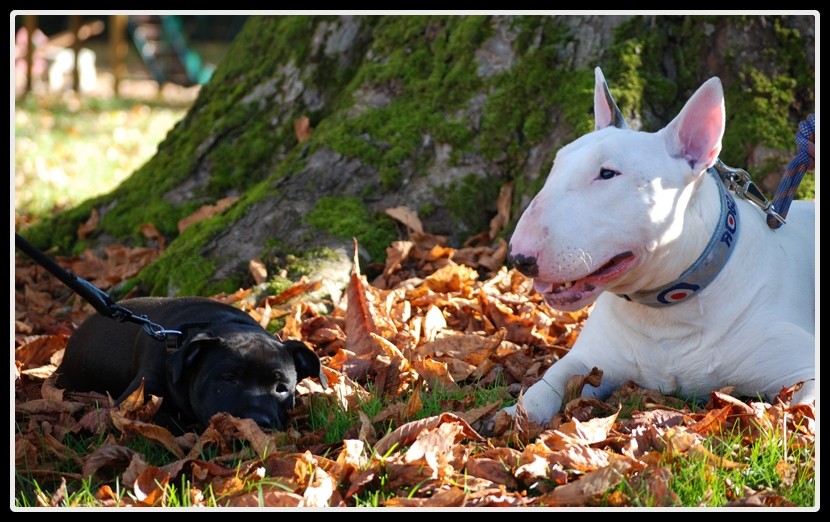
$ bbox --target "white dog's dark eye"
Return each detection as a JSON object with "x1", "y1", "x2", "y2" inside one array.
[{"x1": 598, "y1": 168, "x2": 620, "y2": 180}]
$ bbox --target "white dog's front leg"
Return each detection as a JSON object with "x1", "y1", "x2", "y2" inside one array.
[{"x1": 502, "y1": 352, "x2": 594, "y2": 425}]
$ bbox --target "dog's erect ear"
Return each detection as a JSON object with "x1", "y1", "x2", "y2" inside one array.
[
  {"x1": 166, "y1": 332, "x2": 219, "y2": 384},
  {"x1": 594, "y1": 67, "x2": 627, "y2": 131},
  {"x1": 663, "y1": 77, "x2": 725, "y2": 174},
  {"x1": 284, "y1": 340, "x2": 327, "y2": 389}
]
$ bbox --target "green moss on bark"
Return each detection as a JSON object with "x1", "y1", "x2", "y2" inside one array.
[
  {"x1": 305, "y1": 196, "x2": 397, "y2": 261},
  {"x1": 314, "y1": 16, "x2": 491, "y2": 190},
  {"x1": 604, "y1": 15, "x2": 814, "y2": 194}
]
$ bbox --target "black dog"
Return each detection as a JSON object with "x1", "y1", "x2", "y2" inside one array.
[{"x1": 56, "y1": 297, "x2": 326, "y2": 431}]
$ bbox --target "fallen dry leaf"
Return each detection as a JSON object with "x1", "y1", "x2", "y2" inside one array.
[
  {"x1": 301, "y1": 466, "x2": 336, "y2": 507},
  {"x1": 411, "y1": 356, "x2": 457, "y2": 391},
  {"x1": 15, "y1": 334, "x2": 68, "y2": 369},
  {"x1": 465, "y1": 457, "x2": 517, "y2": 490},
  {"x1": 249, "y1": 258, "x2": 268, "y2": 285},
  {"x1": 139, "y1": 222, "x2": 166, "y2": 249},
  {"x1": 40, "y1": 374, "x2": 65, "y2": 402},
  {"x1": 111, "y1": 412, "x2": 184, "y2": 459},
  {"x1": 342, "y1": 241, "x2": 382, "y2": 381},
  {"x1": 16, "y1": 399, "x2": 85, "y2": 415},
  {"x1": 403, "y1": 383, "x2": 424, "y2": 419},
  {"x1": 177, "y1": 196, "x2": 239, "y2": 233},
  {"x1": 231, "y1": 488, "x2": 304, "y2": 507},
  {"x1": 403, "y1": 421, "x2": 466, "y2": 478},
  {"x1": 374, "y1": 412, "x2": 484, "y2": 457},
  {"x1": 726, "y1": 488, "x2": 797, "y2": 507},
  {"x1": 688, "y1": 406, "x2": 732, "y2": 436},
  {"x1": 267, "y1": 278, "x2": 322, "y2": 308},
  {"x1": 562, "y1": 367, "x2": 604, "y2": 406},
  {"x1": 385, "y1": 486, "x2": 467, "y2": 507},
  {"x1": 385, "y1": 206, "x2": 424, "y2": 234},
  {"x1": 77, "y1": 208, "x2": 99, "y2": 240},
  {"x1": 535, "y1": 457, "x2": 643, "y2": 506},
  {"x1": 205, "y1": 413, "x2": 278, "y2": 457},
  {"x1": 133, "y1": 466, "x2": 170, "y2": 506},
  {"x1": 332, "y1": 439, "x2": 367, "y2": 487},
  {"x1": 456, "y1": 400, "x2": 501, "y2": 425},
  {"x1": 488, "y1": 182, "x2": 513, "y2": 240},
  {"x1": 294, "y1": 115, "x2": 312, "y2": 143}
]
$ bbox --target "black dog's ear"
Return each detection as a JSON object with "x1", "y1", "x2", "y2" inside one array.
[
  {"x1": 284, "y1": 340, "x2": 327, "y2": 389},
  {"x1": 166, "y1": 332, "x2": 219, "y2": 384}
]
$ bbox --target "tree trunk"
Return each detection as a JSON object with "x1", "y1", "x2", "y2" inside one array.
[{"x1": 23, "y1": 14, "x2": 815, "y2": 297}]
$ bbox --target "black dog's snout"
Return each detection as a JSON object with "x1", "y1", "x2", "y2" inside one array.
[
  {"x1": 248, "y1": 411, "x2": 282, "y2": 430},
  {"x1": 508, "y1": 252, "x2": 539, "y2": 277}
]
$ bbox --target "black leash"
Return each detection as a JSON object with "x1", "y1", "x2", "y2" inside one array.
[{"x1": 15, "y1": 233, "x2": 181, "y2": 342}]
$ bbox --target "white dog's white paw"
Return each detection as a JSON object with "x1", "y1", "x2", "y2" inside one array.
[{"x1": 791, "y1": 379, "x2": 815, "y2": 405}]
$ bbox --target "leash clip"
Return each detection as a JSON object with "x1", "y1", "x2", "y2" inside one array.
[
  {"x1": 140, "y1": 317, "x2": 183, "y2": 342},
  {"x1": 712, "y1": 160, "x2": 786, "y2": 226}
]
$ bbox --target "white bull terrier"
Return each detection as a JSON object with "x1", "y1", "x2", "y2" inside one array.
[{"x1": 505, "y1": 68, "x2": 815, "y2": 425}]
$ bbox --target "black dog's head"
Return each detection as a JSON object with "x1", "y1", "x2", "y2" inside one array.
[{"x1": 165, "y1": 330, "x2": 326, "y2": 429}]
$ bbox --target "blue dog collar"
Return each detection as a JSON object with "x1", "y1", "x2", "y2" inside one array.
[{"x1": 618, "y1": 167, "x2": 739, "y2": 307}]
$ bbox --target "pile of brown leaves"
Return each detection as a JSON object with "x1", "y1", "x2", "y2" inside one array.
[{"x1": 14, "y1": 198, "x2": 815, "y2": 508}]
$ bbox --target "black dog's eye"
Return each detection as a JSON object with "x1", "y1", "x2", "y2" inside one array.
[
  {"x1": 598, "y1": 168, "x2": 620, "y2": 180},
  {"x1": 220, "y1": 373, "x2": 237, "y2": 382},
  {"x1": 275, "y1": 383, "x2": 291, "y2": 394}
]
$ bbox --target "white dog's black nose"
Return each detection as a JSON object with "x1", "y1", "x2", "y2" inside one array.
[{"x1": 508, "y1": 252, "x2": 538, "y2": 277}]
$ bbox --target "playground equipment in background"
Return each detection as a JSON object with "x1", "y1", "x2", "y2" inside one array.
[{"x1": 128, "y1": 15, "x2": 214, "y2": 87}]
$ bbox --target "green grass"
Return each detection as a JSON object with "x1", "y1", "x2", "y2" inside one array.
[
  {"x1": 607, "y1": 421, "x2": 814, "y2": 507},
  {"x1": 15, "y1": 385, "x2": 814, "y2": 508},
  {"x1": 14, "y1": 95, "x2": 188, "y2": 219},
  {"x1": 308, "y1": 380, "x2": 512, "y2": 446}
]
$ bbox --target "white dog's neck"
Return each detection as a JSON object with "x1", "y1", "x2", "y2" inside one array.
[{"x1": 621, "y1": 169, "x2": 735, "y2": 306}]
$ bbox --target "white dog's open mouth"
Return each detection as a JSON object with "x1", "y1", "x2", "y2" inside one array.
[{"x1": 534, "y1": 251, "x2": 636, "y2": 310}]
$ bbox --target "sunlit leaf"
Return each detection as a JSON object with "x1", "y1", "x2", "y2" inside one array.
[
  {"x1": 384, "y1": 487, "x2": 466, "y2": 507},
  {"x1": 423, "y1": 264, "x2": 479, "y2": 294},
  {"x1": 249, "y1": 258, "x2": 268, "y2": 285},
  {"x1": 465, "y1": 457, "x2": 517, "y2": 489},
  {"x1": 411, "y1": 356, "x2": 457, "y2": 391},
  {"x1": 110, "y1": 412, "x2": 184, "y2": 459},
  {"x1": 342, "y1": 240, "x2": 383, "y2": 380},
  {"x1": 15, "y1": 334, "x2": 68, "y2": 369},
  {"x1": 726, "y1": 489, "x2": 797, "y2": 507},
  {"x1": 133, "y1": 466, "x2": 169, "y2": 506},
  {"x1": 385, "y1": 206, "x2": 424, "y2": 234},
  {"x1": 374, "y1": 412, "x2": 483, "y2": 457},
  {"x1": 554, "y1": 406, "x2": 620, "y2": 445},
  {"x1": 535, "y1": 458, "x2": 642, "y2": 506},
  {"x1": 688, "y1": 406, "x2": 731, "y2": 436},
  {"x1": 488, "y1": 182, "x2": 513, "y2": 240},
  {"x1": 230, "y1": 488, "x2": 304, "y2": 507},
  {"x1": 301, "y1": 466, "x2": 336, "y2": 507},
  {"x1": 403, "y1": 383, "x2": 424, "y2": 419},
  {"x1": 562, "y1": 367, "x2": 604, "y2": 406}
]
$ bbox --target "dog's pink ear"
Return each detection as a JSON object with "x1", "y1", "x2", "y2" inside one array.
[
  {"x1": 594, "y1": 67, "x2": 627, "y2": 130},
  {"x1": 664, "y1": 77, "x2": 725, "y2": 173}
]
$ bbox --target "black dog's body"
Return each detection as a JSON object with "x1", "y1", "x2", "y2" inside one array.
[{"x1": 56, "y1": 297, "x2": 324, "y2": 430}]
